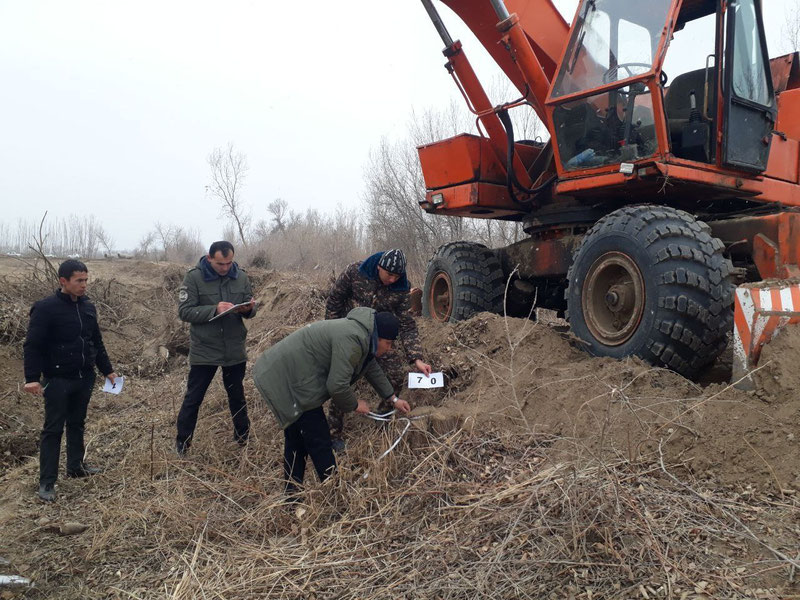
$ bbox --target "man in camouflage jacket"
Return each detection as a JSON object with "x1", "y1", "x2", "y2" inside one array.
[{"x1": 325, "y1": 249, "x2": 431, "y2": 441}]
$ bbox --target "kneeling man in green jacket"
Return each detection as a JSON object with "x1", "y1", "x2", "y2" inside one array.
[{"x1": 253, "y1": 307, "x2": 410, "y2": 493}]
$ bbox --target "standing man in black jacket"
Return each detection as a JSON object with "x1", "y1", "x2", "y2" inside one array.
[{"x1": 23, "y1": 259, "x2": 116, "y2": 502}]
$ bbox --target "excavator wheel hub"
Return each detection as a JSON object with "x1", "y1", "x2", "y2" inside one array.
[
  {"x1": 429, "y1": 272, "x2": 454, "y2": 321},
  {"x1": 582, "y1": 252, "x2": 645, "y2": 347}
]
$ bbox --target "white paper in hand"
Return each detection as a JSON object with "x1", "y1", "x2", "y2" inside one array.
[
  {"x1": 103, "y1": 376, "x2": 124, "y2": 395},
  {"x1": 408, "y1": 372, "x2": 444, "y2": 389}
]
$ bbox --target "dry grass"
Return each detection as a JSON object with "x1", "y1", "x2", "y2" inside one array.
[
  {"x1": 4, "y1": 380, "x2": 798, "y2": 599},
  {"x1": 1, "y1": 261, "x2": 798, "y2": 599}
]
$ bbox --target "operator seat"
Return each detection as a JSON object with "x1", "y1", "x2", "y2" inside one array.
[
  {"x1": 664, "y1": 67, "x2": 717, "y2": 157},
  {"x1": 553, "y1": 101, "x2": 610, "y2": 167}
]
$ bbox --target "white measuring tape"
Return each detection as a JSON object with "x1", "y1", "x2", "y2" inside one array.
[{"x1": 360, "y1": 410, "x2": 428, "y2": 478}]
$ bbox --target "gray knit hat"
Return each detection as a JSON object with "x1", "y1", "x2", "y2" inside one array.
[{"x1": 378, "y1": 249, "x2": 406, "y2": 275}]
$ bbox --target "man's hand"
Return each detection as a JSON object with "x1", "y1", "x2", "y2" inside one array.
[
  {"x1": 107, "y1": 373, "x2": 117, "y2": 386},
  {"x1": 355, "y1": 399, "x2": 370, "y2": 414},
  {"x1": 24, "y1": 382, "x2": 42, "y2": 396},
  {"x1": 216, "y1": 301, "x2": 235, "y2": 315},
  {"x1": 415, "y1": 359, "x2": 433, "y2": 377},
  {"x1": 234, "y1": 298, "x2": 255, "y2": 314},
  {"x1": 393, "y1": 397, "x2": 411, "y2": 414}
]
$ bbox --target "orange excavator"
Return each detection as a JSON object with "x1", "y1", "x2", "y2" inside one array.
[{"x1": 416, "y1": 0, "x2": 800, "y2": 384}]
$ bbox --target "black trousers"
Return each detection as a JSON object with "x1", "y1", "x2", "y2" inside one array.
[
  {"x1": 176, "y1": 362, "x2": 250, "y2": 448},
  {"x1": 284, "y1": 406, "x2": 336, "y2": 490},
  {"x1": 39, "y1": 374, "x2": 96, "y2": 485}
]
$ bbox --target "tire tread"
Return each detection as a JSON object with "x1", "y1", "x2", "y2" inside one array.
[{"x1": 565, "y1": 205, "x2": 734, "y2": 377}]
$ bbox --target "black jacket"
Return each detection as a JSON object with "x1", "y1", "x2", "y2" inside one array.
[{"x1": 23, "y1": 291, "x2": 114, "y2": 382}]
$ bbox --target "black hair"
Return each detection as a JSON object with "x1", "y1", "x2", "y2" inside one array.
[
  {"x1": 209, "y1": 240, "x2": 235, "y2": 258},
  {"x1": 58, "y1": 259, "x2": 88, "y2": 280}
]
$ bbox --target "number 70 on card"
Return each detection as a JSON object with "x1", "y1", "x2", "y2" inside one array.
[{"x1": 408, "y1": 372, "x2": 444, "y2": 389}]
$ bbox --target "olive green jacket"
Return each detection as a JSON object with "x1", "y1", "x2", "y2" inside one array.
[
  {"x1": 178, "y1": 257, "x2": 256, "y2": 366},
  {"x1": 253, "y1": 307, "x2": 394, "y2": 429}
]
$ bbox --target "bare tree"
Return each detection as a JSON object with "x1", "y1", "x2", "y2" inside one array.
[
  {"x1": 143, "y1": 223, "x2": 204, "y2": 263},
  {"x1": 785, "y1": 0, "x2": 800, "y2": 53},
  {"x1": 135, "y1": 231, "x2": 157, "y2": 258},
  {"x1": 363, "y1": 104, "x2": 477, "y2": 280},
  {"x1": 251, "y1": 219, "x2": 272, "y2": 243},
  {"x1": 207, "y1": 143, "x2": 250, "y2": 248},
  {"x1": 267, "y1": 198, "x2": 289, "y2": 233},
  {"x1": 248, "y1": 205, "x2": 365, "y2": 273},
  {"x1": 27, "y1": 212, "x2": 59, "y2": 285},
  {"x1": 96, "y1": 228, "x2": 114, "y2": 256},
  {"x1": 153, "y1": 222, "x2": 175, "y2": 261}
]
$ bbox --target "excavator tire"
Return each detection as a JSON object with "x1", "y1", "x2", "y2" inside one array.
[
  {"x1": 565, "y1": 205, "x2": 734, "y2": 378},
  {"x1": 422, "y1": 241, "x2": 505, "y2": 322}
]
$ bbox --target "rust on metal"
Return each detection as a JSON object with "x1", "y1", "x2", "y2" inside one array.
[
  {"x1": 581, "y1": 252, "x2": 645, "y2": 346},
  {"x1": 428, "y1": 272, "x2": 453, "y2": 322},
  {"x1": 770, "y1": 52, "x2": 800, "y2": 95}
]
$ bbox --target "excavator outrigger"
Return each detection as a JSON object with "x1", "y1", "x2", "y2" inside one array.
[{"x1": 416, "y1": 0, "x2": 800, "y2": 385}]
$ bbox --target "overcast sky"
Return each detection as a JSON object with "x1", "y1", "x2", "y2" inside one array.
[{"x1": 0, "y1": 1, "x2": 795, "y2": 250}]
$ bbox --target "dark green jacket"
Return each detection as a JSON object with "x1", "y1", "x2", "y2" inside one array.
[
  {"x1": 178, "y1": 257, "x2": 256, "y2": 366},
  {"x1": 253, "y1": 307, "x2": 394, "y2": 429}
]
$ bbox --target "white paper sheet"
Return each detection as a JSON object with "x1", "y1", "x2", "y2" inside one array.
[
  {"x1": 102, "y1": 376, "x2": 124, "y2": 395},
  {"x1": 408, "y1": 372, "x2": 444, "y2": 389},
  {"x1": 208, "y1": 301, "x2": 256, "y2": 322}
]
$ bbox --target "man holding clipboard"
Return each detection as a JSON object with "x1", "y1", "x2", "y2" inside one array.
[{"x1": 175, "y1": 241, "x2": 256, "y2": 455}]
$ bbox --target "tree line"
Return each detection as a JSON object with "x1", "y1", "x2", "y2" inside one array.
[
  {"x1": 1, "y1": 89, "x2": 544, "y2": 283},
  {"x1": 198, "y1": 97, "x2": 544, "y2": 283},
  {"x1": 0, "y1": 215, "x2": 113, "y2": 259}
]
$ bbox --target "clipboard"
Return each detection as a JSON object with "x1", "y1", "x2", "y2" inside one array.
[{"x1": 208, "y1": 301, "x2": 255, "y2": 322}]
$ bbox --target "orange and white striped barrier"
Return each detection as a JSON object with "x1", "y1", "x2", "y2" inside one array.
[{"x1": 732, "y1": 282, "x2": 800, "y2": 389}]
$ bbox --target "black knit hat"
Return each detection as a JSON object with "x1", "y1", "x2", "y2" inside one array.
[
  {"x1": 375, "y1": 311, "x2": 399, "y2": 340},
  {"x1": 378, "y1": 249, "x2": 406, "y2": 275}
]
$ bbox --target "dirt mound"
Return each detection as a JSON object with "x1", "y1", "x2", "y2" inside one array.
[
  {"x1": 247, "y1": 270, "x2": 330, "y2": 351},
  {"x1": 752, "y1": 325, "x2": 800, "y2": 399},
  {"x1": 235, "y1": 273, "x2": 799, "y2": 494},
  {"x1": 413, "y1": 313, "x2": 800, "y2": 494}
]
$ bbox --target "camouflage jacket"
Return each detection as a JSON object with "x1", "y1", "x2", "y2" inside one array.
[{"x1": 325, "y1": 253, "x2": 423, "y2": 363}]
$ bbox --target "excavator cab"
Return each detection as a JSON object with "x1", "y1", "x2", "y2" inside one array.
[
  {"x1": 549, "y1": 1, "x2": 668, "y2": 171},
  {"x1": 548, "y1": 0, "x2": 775, "y2": 176}
]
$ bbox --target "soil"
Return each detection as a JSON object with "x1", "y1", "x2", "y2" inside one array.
[
  {"x1": 413, "y1": 313, "x2": 800, "y2": 494},
  {"x1": 0, "y1": 257, "x2": 798, "y2": 598}
]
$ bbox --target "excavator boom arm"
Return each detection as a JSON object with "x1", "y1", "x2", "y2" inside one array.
[{"x1": 441, "y1": 0, "x2": 569, "y2": 104}]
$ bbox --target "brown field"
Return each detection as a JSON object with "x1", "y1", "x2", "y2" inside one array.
[{"x1": 0, "y1": 256, "x2": 798, "y2": 599}]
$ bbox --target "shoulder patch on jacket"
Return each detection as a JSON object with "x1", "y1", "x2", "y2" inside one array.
[{"x1": 178, "y1": 287, "x2": 189, "y2": 302}]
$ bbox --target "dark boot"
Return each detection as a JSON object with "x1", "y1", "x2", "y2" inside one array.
[
  {"x1": 66, "y1": 464, "x2": 102, "y2": 478},
  {"x1": 176, "y1": 440, "x2": 189, "y2": 457},
  {"x1": 38, "y1": 483, "x2": 56, "y2": 502}
]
